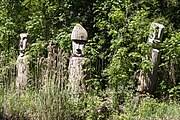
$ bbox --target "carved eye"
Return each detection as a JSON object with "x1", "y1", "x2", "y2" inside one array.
[
  {"x1": 23, "y1": 37, "x2": 27, "y2": 40},
  {"x1": 80, "y1": 36, "x2": 84, "y2": 39}
]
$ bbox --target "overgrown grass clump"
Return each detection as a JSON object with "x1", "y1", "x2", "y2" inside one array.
[
  {"x1": 120, "y1": 95, "x2": 180, "y2": 120},
  {"x1": 1, "y1": 86, "x2": 77, "y2": 119},
  {"x1": 0, "y1": 85, "x2": 179, "y2": 120}
]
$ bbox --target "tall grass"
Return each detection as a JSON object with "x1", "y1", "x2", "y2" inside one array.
[
  {"x1": 0, "y1": 46, "x2": 180, "y2": 120},
  {"x1": 0, "y1": 45, "x2": 79, "y2": 119},
  {"x1": 1, "y1": 86, "x2": 78, "y2": 119}
]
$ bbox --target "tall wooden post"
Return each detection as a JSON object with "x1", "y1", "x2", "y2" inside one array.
[
  {"x1": 138, "y1": 23, "x2": 165, "y2": 93},
  {"x1": 16, "y1": 33, "x2": 29, "y2": 89},
  {"x1": 68, "y1": 24, "x2": 88, "y2": 96}
]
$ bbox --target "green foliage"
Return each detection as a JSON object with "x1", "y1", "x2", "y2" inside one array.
[
  {"x1": 0, "y1": 0, "x2": 180, "y2": 119},
  {"x1": 2, "y1": 87, "x2": 77, "y2": 119},
  {"x1": 121, "y1": 94, "x2": 180, "y2": 119},
  {"x1": 168, "y1": 84, "x2": 180, "y2": 101}
]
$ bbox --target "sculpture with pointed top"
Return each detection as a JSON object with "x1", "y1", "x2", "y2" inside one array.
[{"x1": 68, "y1": 24, "x2": 88, "y2": 98}]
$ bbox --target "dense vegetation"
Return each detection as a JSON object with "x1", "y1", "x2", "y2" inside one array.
[{"x1": 0, "y1": 0, "x2": 180, "y2": 119}]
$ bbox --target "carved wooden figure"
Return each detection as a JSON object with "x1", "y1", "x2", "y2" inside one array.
[
  {"x1": 69, "y1": 24, "x2": 88, "y2": 95},
  {"x1": 138, "y1": 23, "x2": 165, "y2": 93},
  {"x1": 16, "y1": 33, "x2": 29, "y2": 89}
]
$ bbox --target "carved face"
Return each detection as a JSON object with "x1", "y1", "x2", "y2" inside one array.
[
  {"x1": 72, "y1": 41, "x2": 85, "y2": 57},
  {"x1": 19, "y1": 33, "x2": 28, "y2": 54},
  {"x1": 148, "y1": 23, "x2": 165, "y2": 44}
]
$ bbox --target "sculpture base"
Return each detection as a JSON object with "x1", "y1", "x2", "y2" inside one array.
[
  {"x1": 16, "y1": 55, "x2": 29, "y2": 89},
  {"x1": 68, "y1": 57, "x2": 86, "y2": 96}
]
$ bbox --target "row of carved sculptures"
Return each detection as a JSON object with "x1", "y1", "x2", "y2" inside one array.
[{"x1": 16, "y1": 23, "x2": 164, "y2": 94}]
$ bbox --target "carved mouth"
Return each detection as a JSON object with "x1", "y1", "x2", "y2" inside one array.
[{"x1": 76, "y1": 49, "x2": 82, "y2": 54}]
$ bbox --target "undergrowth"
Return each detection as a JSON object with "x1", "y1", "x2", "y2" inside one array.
[{"x1": 0, "y1": 85, "x2": 179, "y2": 120}]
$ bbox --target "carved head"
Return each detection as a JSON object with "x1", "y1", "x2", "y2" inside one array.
[
  {"x1": 72, "y1": 40, "x2": 86, "y2": 57},
  {"x1": 148, "y1": 23, "x2": 165, "y2": 44},
  {"x1": 19, "y1": 33, "x2": 28, "y2": 55},
  {"x1": 71, "y1": 24, "x2": 88, "y2": 57}
]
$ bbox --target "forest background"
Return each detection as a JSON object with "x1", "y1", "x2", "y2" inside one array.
[{"x1": 0, "y1": 0, "x2": 180, "y2": 119}]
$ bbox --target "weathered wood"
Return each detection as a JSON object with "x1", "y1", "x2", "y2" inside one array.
[
  {"x1": 19, "y1": 33, "x2": 29, "y2": 54},
  {"x1": 71, "y1": 24, "x2": 88, "y2": 41},
  {"x1": 69, "y1": 57, "x2": 86, "y2": 94},
  {"x1": 16, "y1": 33, "x2": 29, "y2": 89},
  {"x1": 137, "y1": 23, "x2": 164, "y2": 93},
  {"x1": 69, "y1": 24, "x2": 88, "y2": 96},
  {"x1": 16, "y1": 55, "x2": 29, "y2": 89}
]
